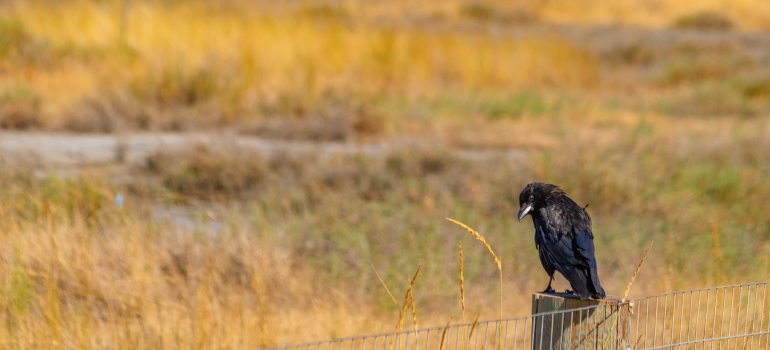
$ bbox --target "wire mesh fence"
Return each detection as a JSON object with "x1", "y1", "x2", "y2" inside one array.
[
  {"x1": 631, "y1": 282, "x2": 769, "y2": 349},
  {"x1": 258, "y1": 281, "x2": 769, "y2": 350}
]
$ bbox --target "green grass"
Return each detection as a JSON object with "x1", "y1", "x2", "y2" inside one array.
[{"x1": 423, "y1": 91, "x2": 568, "y2": 120}]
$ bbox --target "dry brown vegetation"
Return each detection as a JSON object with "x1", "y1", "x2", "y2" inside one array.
[{"x1": 1, "y1": 0, "x2": 770, "y2": 349}]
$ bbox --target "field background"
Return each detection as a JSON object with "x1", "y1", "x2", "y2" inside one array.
[{"x1": 1, "y1": 0, "x2": 770, "y2": 348}]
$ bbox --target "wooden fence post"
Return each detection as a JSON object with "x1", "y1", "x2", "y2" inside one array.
[{"x1": 531, "y1": 293, "x2": 632, "y2": 350}]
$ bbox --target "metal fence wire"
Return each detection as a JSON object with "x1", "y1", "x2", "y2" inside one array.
[{"x1": 258, "y1": 281, "x2": 770, "y2": 350}]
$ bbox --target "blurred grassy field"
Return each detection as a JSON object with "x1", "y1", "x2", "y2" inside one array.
[
  {"x1": 1, "y1": 0, "x2": 770, "y2": 349},
  {"x1": 3, "y1": 0, "x2": 770, "y2": 134}
]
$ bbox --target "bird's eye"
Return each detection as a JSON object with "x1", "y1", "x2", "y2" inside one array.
[{"x1": 529, "y1": 195, "x2": 533, "y2": 201}]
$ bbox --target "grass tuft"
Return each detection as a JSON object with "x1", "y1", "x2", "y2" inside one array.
[
  {"x1": 0, "y1": 84, "x2": 43, "y2": 130},
  {"x1": 459, "y1": 3, "x2": 496, "y2": 21},
  {"x1": 673, "y1": 11, "x2": 733, "y2": 31},
  {"x1": 144, "y1": 143, "x2": 267, "y2": 200},
  {"x1": 395, "y1": 261, "x2": 422, "y2": 333}
]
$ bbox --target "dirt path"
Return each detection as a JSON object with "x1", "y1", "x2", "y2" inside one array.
[{"x1": 0, "y1": 132, "x2": 528, "y2": 168}]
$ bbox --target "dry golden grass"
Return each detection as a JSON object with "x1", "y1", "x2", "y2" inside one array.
[
  {"x1": 2, "y1": 0, "x2": 769, "y2": 139},
  {"x1": 410, "y1": 292, "x2": 418, "y2": 331},
  {"x1": 468, "y1": 313, "x2": 481, "y2": 343},
  {"x1": 446, "y1": 219, "x2": 501, "y2": 275},
  {"x1": 369, "y1": 260, "x2": 398, "y2": 307},
  {"x1": 394, "y1": 262, "x2": 422, "y2": 333},
  {"x1": 0, "y1": 216, "x2": 348, "y2": 348},
  {"x1": 622, "y1": 241, "x2": 654, "y2": 302},
  {"x1": 446, "y1": 218, "x2": 503, "y2": 345},
  {"x1": 2, "y1": 0, "x2": 600, "y2": 130},
  {"x1": 438, "y1": 315, "x2": 453, "y2": 350}
]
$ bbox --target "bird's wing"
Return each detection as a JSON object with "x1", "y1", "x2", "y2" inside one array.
[
  {"x1": 541, "y1": 229, "x2": 587, "y2": 268},
  {"x1": 574, "y1": 227, "x2": 605, "y2": 298},
  {"x1": 535, "y1": 215, "x2": 585, "y2": 267},
  {"x1": 573, "y1": 228, "x2": 596, "y2": 263},
  {"x1": 538, "y1": 228, "x2": 590, "y2": 297},
  {"x1": 534, "y1": 225, "x2": 547, "y2": 250}
]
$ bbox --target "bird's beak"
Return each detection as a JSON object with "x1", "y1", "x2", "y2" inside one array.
[{"x1": 517, "y1": 204, "x2": 532, "y2": 222}]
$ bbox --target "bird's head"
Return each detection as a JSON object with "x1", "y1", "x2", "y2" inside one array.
[{"x1": 517, "y1": 182, "x2": 565, "y2": 222}]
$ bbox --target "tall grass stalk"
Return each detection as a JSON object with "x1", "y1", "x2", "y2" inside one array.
[
  {"x1": 447, "y1": 218, "x2": 503, "y2": 347},
  {"x1": 369, "y1": 260, "x2": 398, "y2": 307},
  {"x1": 622, "y1": 241, "x2": 654, "y2": 302}
]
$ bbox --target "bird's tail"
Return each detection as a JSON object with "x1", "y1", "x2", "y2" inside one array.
[
  {"x1": 563, "y1": 267, "x2": 591, "y2": 300},
  {"x1": 588, "y1": 267, "x2": 606, "y2": 299}
]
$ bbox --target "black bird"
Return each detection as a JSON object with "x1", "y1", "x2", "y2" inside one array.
[{"x1": 517, "y1": 182, "x2": 606, "y2": 300}]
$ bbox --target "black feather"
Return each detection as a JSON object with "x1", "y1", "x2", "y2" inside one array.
[{"x1": 518, "y1": 182, "x2": 606, "y2": 300}]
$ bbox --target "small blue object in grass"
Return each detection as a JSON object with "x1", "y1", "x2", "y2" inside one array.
[{"x1": 115, "y1": 193, "x2": 124, "y2": 207}]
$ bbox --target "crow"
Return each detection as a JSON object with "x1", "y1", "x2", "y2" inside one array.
[{"x1": 517, "y1": 182, "x2": 606, "y2": 300}]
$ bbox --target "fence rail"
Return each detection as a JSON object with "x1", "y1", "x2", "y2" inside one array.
[{"x1": 258, "y1": 281, "x2": 770, "y2": 350}]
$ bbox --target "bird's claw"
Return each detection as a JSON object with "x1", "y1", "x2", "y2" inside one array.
[{"x1": 542, "y1": 286, "x2": 556, "y2": 293}]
